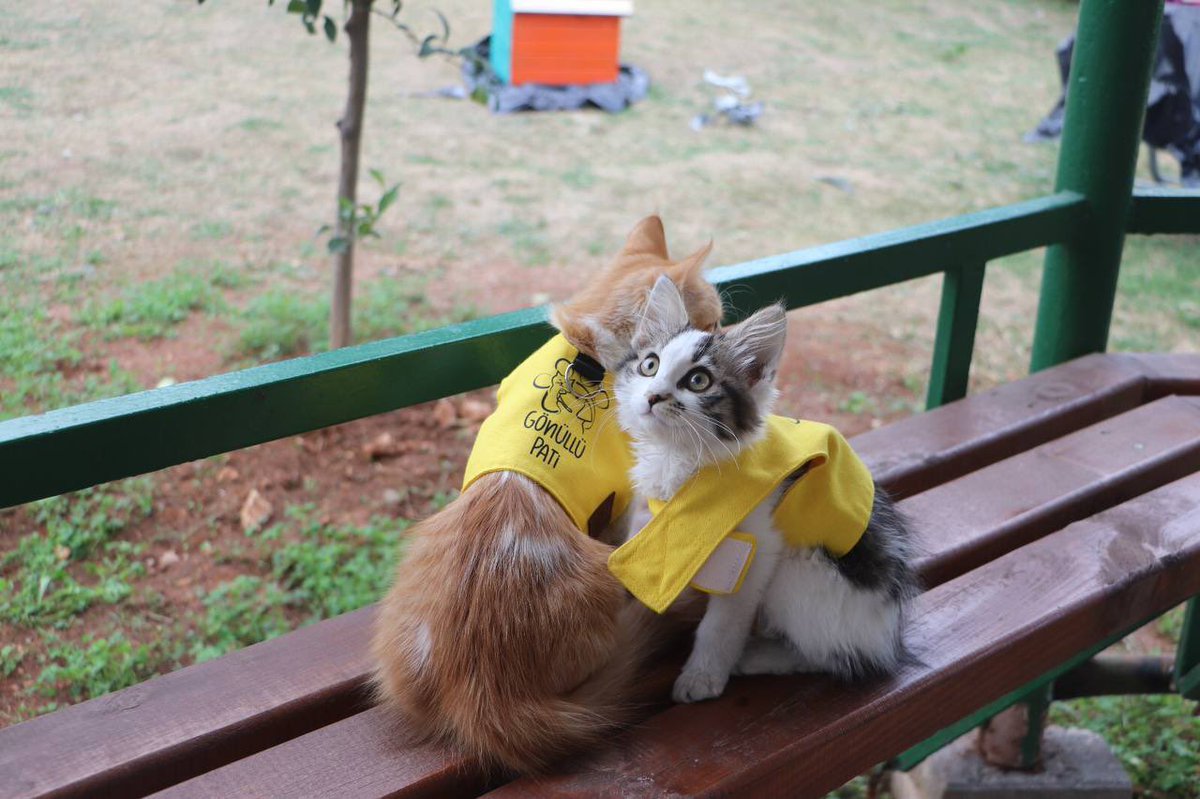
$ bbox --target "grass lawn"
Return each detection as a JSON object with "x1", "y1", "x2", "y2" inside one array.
[{"x1": 0, "y1": 0, "x2": 1196, "y2": 794}]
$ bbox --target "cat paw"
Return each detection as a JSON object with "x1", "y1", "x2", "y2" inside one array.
[{"x1": 672, "y1": 668, "x2": 728, "y2": 703}]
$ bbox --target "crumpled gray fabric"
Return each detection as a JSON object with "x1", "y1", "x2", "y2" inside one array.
[
  {"x1": 1028, "y1": 3, "x2": 1200, "y2": 186},
  {"x1": 462, "y1": 36, "x2": 649, "y2": 114}
]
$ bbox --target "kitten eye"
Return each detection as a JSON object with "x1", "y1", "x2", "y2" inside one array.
[
  {"x1": 684, "y1": 368, "x2": 712, "y2": 392},
  {"x1": 638, "y1": 354, "x2": 659, "y2": 377}
]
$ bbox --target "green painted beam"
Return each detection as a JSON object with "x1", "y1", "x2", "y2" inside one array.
[
  {"x1": 1030, "y1": 0, "x2": 1165, "y2": 372},
  {"x1": 0, "y1": 193, "x2": 1087, "y2": 509},
  {"x1": 1127, "y1": 189, "x2": 1200, "y2": 235},
  {"x1": 1174, "y1": 597, "x2": 1200, "y2": 700},
  {"x1": 926, "y1": 262, "x2": 986, "y2": 410},
  {"x1": 0, "y1": 307, "x2": 554, "y2": 509},
  {"x1": 707, "y1": 192, "x2": 1085, "y2": 321}
]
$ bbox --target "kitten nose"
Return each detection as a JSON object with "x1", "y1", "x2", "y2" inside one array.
[{"x1": 646, "y1": 393, "x2": 668, "y2": 409}]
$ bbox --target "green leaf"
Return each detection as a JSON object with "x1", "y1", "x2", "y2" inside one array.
[
  {"x1": 286, "y1": 0, "x2": 306, "y2": 12},
  {"x1": 303, "y1": 16, "x2": 316, "y2": 34},
  {"x1": 328, "y1": 237, "x2": 349, "y2": 254},
  {"x1": 305, "y1": 0, "x2": 322, "y2": 16},
  {"x1": 323, "y1": 15, "x2": 336, "y2": 42},
  {"x1": 377, "y1": 185, "x2": 400, "y2": 215}
]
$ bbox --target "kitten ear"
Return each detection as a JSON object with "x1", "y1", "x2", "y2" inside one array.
[
  {"x1": 722, "y1": 303, "x2": 788, "y2": 385},
  {"x1": 622, "y1": 215, "x2": 670, "y2": 260},
  {"x1": 634, "y1": 275, "x2": 690, "y2": 348}
]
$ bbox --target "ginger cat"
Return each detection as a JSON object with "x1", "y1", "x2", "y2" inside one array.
[{"x1": 372, "y1": 217, "x2": 723, "y2": 773}]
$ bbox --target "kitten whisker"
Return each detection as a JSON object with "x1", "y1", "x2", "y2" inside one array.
[
  {"x1": 680, "y1": 406, "x2": 739, "y2": 466},
  {"x1": 677, "y1": 411, "x2": 721, "y2": 476}
]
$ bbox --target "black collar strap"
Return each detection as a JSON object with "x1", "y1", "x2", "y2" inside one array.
[{"x1": 571, "y1": 351, "x2": 606, "y2": 384}]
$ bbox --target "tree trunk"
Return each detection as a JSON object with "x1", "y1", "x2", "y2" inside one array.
[{"x1": 330, "y1": 0, "x2": 372, "y2": 350}]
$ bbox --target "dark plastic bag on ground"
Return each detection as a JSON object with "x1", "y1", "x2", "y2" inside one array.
[{"x1": 1028, "y1": 3, "x2": 1200, "y2": 186}]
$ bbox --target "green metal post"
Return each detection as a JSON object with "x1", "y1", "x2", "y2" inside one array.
[
  {"x1": 1174, "y1": 598, "x2": 1200, "y2": 700},
  {"x1": 926, "y1": 262, "x2": 986, "y2": 410},
  {"x1": 1029, "y1": 0, "x2": 1165, "y2": 372},
  {"x1": 1017, "y1": 682, "x2": 1053, "y2": 770}
]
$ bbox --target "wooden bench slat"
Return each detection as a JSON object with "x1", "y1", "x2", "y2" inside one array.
[
  {"x1": 487, "y1": 472, "x2": 1200, "y2": 798},
  {"x1": 147, "y1": 706, "x2": 492, "y2": 799},
  {"x1": 1128, "y1": 352, "x2": 1200, "y2": 399},
  {"x1": 2, "y1": 353, "x2": 1193, "y2": 799},
  {"x1": 853, "y1": 352, "x2": 1149, "y2": 498},
  {"x1": 138, "y1": 386, "x2": 1200, "y2": 799},
  {"x1": 911, "y1": 394, "x2": 1200, "y2": 585},
  {"x1": 0, "y1": 608, "x2": 375, "y2": 799}
]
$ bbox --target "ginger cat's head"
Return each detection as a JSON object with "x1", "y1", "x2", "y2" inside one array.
[{"x1": 552, "y1": 216, "x2": 723, "y2": 367}]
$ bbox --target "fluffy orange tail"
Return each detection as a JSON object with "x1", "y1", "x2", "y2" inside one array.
[
  {"x1": 372, "y1": 473, "x2": 671, "y2": 774},
  {"x1": 439, "y1": 600, "x2": 663, "y2": 773}
]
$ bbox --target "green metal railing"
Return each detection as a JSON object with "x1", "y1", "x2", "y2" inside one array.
[
  {"x1": 0, "y1": 191, "x2": 1092, "y2": 508},
  {"x1": 2, "y1": 186, "x2": 1192, "y2": 510},
  {"x1": 0, "y1": 0, "x2": 1196, "y2": 774}
]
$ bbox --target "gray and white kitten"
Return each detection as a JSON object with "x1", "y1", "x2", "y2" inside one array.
[{"x1": 611, "y1": 276, "x2": 918, "y2": 703}]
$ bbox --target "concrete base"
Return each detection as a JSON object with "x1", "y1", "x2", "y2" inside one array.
[{"x1": 892, "y1": 726, "x2": 1132, "y2": 799}]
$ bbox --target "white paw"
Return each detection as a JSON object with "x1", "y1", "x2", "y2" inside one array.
[{"x1": 672, "y1": 668, "x2": 728, "y2": 703}]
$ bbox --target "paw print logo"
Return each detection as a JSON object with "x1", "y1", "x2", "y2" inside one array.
[{"x1": 532, "y1": 358, "x2": 611, "y2": 433}]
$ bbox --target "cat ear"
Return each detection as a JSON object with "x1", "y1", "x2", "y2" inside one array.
[
  {"x1": 621, "y1": 215, "x2": 670, "y2": 260},
  {"x1": 634, "y1": 275, "x2": 689, "y2": 348},
  {"x1": 722, "y1": 303, "x2": 788, "y2": 385},
  {"x1": 584, "y1": 318, "x2": 633, "y2": 371},
  {"x1": 668, "y1": 240, "x2": 721, "y2": 330},
  {"x1": 671, "y1": 239, "x2": 713, "y2": 276}
]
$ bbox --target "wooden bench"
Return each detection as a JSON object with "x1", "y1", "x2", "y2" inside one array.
[
  {"x1": 2, "y1": 2, "x2": 1199, "y2": 796},
  {"x1": 2, "y1": 352, "x2": 1198, "y2": 799}
]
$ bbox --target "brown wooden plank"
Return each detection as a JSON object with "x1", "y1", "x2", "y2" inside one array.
[
  {"x1": 1128, "y1": 352, "x2": 1200, "y2": 400},
  {"x1": 0, "y1": 353, "x2": 1185, "y2": 799},
  {"x1": 0, "y1": 607, "x2": 375, "y2": 799},
  {"x1": 909, "y1": 395, "x2": 1200, "y2": 586},
  {"x1": 487, "y1": 472, "x2": 1200, "y2": 799},
  {"x1": 148, "y1": 653, "x2": 688, "y2": 799},
  {"x1": 853, "y1": 352, "x2": 1149, "y2": 498},
  {"x1": 137, "y1": 396, "x2": 1200, "y2": 799},
  {"x1": 146, "y1": 707, "x2": 492, "y2": 799}
]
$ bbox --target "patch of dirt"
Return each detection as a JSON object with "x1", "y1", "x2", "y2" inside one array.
[
  {"x1": 100, "y1": 315, "x2": 237, "y2": 388},
  {"x1": 103, "y1": 392, "x2": 487, "y2": 627},
  {"x1": 0, "y1": 374, "x2": 491, "y2": 722}
]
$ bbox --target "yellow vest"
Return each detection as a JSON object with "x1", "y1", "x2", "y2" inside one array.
[
  {"x1": 462, "y1": 335, "x2": 634, "y2": 534},
  {"x1": 608, "y1": 415, "x2": 875, "y2": 614}
]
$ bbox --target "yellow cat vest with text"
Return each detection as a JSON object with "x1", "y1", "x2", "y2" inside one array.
[
  {"x1": 462, "y1": 335, "x2": 633, "y2": 534},
  {"x1": 608, "y1": 415, "x2": 874, "y2": 613}
]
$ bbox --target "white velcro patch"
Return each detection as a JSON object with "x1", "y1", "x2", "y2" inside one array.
[{"x1": 690, "y1": 534, "x2": 756, "y2": 595}]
